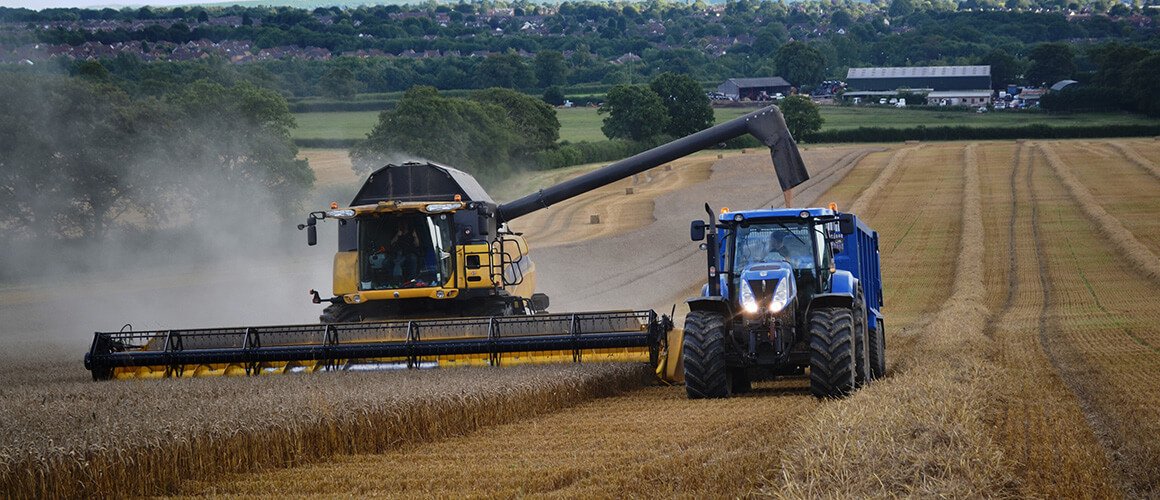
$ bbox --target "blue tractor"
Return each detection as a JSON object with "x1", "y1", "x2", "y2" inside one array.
[{"x1": 684, "y1": 204, "x2": 885, "y2": 399}]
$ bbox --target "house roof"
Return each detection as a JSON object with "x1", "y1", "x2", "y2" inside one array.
[
  {"x1": 846, "y1": 65, "x2": 991, "y2": 79},
  {"x1": 724, "y1": 77, "x2": 792, "y2": 88}
]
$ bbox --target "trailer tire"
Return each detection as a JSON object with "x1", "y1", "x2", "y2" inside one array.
[
  {"x1": 809, "y1": 307, "x2": 856, "y2": 399},
  {"x1": 870, "y1": 318, "x2": 886, "y2": 380},
  {"x1": 320, "y1": 303, "x2": 362, "y2": 323},
  {"x1": 853, "y1": 284, "x2": 870, "y2": 387},
  {"x1": 683, "y1": 310, "x2": 730, "y2": 399}
]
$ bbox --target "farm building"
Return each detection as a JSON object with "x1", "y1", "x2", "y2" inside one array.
[
  {"x1": 925, "y1": 90, "x2": 994, "y2": 107},
  {"x1": 845, "y1": 65, "x2": 992, "y2": 92},
  {"x1": 717, "y1": 77, "x2": 793, "y2": 100}
]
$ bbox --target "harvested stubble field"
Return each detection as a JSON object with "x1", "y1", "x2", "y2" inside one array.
[{"x1": 4, "y1": 139, "x2": 1160, "y2": 499}]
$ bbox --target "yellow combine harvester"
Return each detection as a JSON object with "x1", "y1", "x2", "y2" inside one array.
[{"x1": 85, "y1": 105, "x2": 809, "y2": 381}]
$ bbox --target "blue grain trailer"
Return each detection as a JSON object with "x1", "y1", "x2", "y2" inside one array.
[{"x1": 685, "y1": 205, "x2": 885, "y2": 399}]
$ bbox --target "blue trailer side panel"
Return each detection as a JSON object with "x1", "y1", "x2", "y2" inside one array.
[{"x1": 832, "y1": 214, "x2": 884, "y2": 329}]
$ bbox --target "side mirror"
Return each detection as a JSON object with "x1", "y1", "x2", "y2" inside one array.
[
  {"x1": 298, "y1": 216, "x2": 318, "y2": 246},
  {"x1": 690, "y1": 220, "x2": 706, "y2": 241},
  {"x1": 839, "y1": 213, "x2": 856, "y2": 235}
]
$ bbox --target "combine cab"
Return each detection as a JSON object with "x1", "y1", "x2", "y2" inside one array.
[{"x1": 86, "y1": 105, "x2": 813, "y2": 381}]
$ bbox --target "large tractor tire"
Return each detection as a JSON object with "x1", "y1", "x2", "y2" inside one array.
[
  {"x1": 809, "y1": 307, "x2": 856, "y2": 399},
  {"x1": 320, "y1": 303, "x2": 362, "y2": 323},
  {"x1": 683, "y1": 310, "x2": 730, "y2": 399},
  {"x1": 870, "y1": 318, "x2": 887, "y2": 380},
  {"x1": 853, "y1": 284, "x2": 871, "y2": 387}
]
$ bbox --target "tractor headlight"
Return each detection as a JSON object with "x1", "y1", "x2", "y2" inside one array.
[
  {"x1": 326, "y1": 209, "x2": 356, "y2": 218},
  {"x1": 740, "y1": 280, "x2": 759, "y2": 315},
  {"x1": 769, "y1": 278, "x2": 791, "y2": 314}
]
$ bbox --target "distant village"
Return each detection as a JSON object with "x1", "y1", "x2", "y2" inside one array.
[{"x1": 1, "y1": 6, "x2": 760, "y2": 64}]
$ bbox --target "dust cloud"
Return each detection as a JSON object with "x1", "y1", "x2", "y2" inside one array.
[{"x1": 0, "y1": 135, "x2": 357, "y2": 372}]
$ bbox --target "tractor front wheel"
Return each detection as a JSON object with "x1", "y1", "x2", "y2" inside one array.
[
  {"x1": 809, "y1": 307, "x2": 856, "y2": 399},
  {"x1": 683, "y1": 311, "x2": 730, "y2": 399}
]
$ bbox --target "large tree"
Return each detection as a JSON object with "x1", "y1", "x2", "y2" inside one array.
[
  {"x1": 1026, "y1": 42, "x2": 1075, "y2": 87},
  {"x1": 776, "y1": 95, "x2": 824, "y2": 140},
  {"x1": 599, "y1": 85, "x2": 670, "y2": 141},
  {"x1": 532, "y1": 50, "x2": 569, "y2": 89},
  {"x1": 351, "y1": 86, "x2": 516, "y2": 178},
  {"x1": 0, "y1": 73, "x2": 311, "y2": 243},
  {"x1": 979, "y1": 49, "x2": 1024, "y2": 89},
  {"x1": 1125, "y1": 52, "x2": 1160, "y2": 117},
  {"x1": 475, "y1": 52, "x2": 535, "y2": 91},
  {"x1": 469, "y1": 87, "x2": 560, "y2": 158},
  {"x1": 649, "y1": 72, "x2": 715, "y2": 137},
  {"x1": 774, "y1": 41, "x2": 827, "y2": 88},
  {"x1": 167, "y1": 80, "x2": 314, "y2": 218}
]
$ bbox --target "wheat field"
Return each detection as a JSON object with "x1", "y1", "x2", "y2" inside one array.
[{"x1": 4, "y1": 139, "x2": 1160, "y2": 499}]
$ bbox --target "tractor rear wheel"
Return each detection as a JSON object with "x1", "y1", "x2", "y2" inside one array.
[
  {"x1": 809, "y1": 307, "x2": 856, "y2": 399},
  {"x1": 683, "y1": 311, "x2": 730, "y2": 399},
  {"x1": 853, "y1": 284, "x2": 870, "y2": 387},
  {"x1": 870, "y1": 318, "x2": 886, "y2": 380},
  {"x1": 320, "y1": 303, "x2": 362, "y2": 323}
]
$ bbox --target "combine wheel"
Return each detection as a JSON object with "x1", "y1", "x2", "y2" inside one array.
[
  {"x1": 320, "y1": 303, "x2": 362, "y2": 323},
  {"x1": 853, "y1": 284, "x2": 870, "y2": 387},
  {"x1": 683, "y1": 311, "x2": 730, "y2": 399},
  {"x1": 870, "y1": 318, "x2": 886, "y2": 380},
  {"x1": 809, "y1": 307, "x2": 856, "y2": 399}
]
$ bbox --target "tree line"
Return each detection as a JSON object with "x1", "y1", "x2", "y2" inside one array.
[{"x1": 3, "y1": 0, "x2": 1158, "y2": 102}]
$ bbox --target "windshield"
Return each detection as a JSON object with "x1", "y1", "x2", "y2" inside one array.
[
  {"x1": 730, "y1": 221, "x2": 815, "y2": 272},
  {"x1": 358, "y1": 213, "x2": 453, "y2": 290}
]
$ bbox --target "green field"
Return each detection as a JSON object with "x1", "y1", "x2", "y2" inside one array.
[
  {"x1": 291, "y1": 111, "x2": 382, "y2": 141},
  {"x1": 293, "y1": 105, "x2": 1160, "y2": 143}
]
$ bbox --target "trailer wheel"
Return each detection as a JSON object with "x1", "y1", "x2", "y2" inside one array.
[
  {"x1": 870, "y1": 318, "x2": 886, "y2": 380},
  {"x1": 683, "y1": 310, "x2": 730, "y2": 399},
  {"x1": 853, "y1": 284, "x2": 870, "y2": 387},
  {"x1": 320, "y1": 303, "x2": 362, "y2": 323},
  {"x1": 809, "y1": 307, "x2": 856, "y2": 399}
]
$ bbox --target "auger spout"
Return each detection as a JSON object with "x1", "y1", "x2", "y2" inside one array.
[{"x1": 495, "y1": 104, "x2": 808, "y2": 223}]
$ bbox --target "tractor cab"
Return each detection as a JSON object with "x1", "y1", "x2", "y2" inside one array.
[{"x1": 696, "y1": 207, "x2": 844, "y2": 315}]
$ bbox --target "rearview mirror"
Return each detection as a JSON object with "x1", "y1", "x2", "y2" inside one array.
[
  {"x1": 690, "y1": 220, "x2": 706, "y2": 241},
  {"x1": 839, "y1": 213, "x2": 856, "y2": 235},
  {"x1": 298, "y1": 215, "x2": 318, "y2": 246}
]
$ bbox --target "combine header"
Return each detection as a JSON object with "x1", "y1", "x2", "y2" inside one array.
[
  {"x1": 86, "y1": 105, "x2": 811, "y2": 381},
  {"x1": 86, "y1": 311, "x2": 664, "y2": 380}
]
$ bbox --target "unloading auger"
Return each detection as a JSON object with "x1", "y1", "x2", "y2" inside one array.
[{"x1": 85, "y1": 105, "x2": 810, "y2": 380}]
